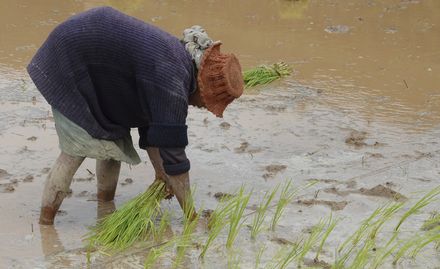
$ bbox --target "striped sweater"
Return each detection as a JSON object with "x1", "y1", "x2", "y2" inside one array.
[{"x1": 27, "y1": 6, "x2": 196, "y2": 150}]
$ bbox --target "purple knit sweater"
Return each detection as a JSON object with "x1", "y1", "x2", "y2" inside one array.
[{"x1": 27, "y1": 6, "x2": 196, "y2": 149}]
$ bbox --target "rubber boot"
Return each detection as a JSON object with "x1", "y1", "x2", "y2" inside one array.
[
  {"x1": 40, "y1": 152, "x2": 85, "y2": 225},
  {"x1": 96, "y1": 159, "x2": 121, "y2": 202}
]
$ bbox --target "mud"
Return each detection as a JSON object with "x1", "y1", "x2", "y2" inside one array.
[
  {"x1": 262, "y1": 164, "x2": 287, "y2": 179},
  {"x1": 359, "y1": 184, "x2": 407, "y2": 202},
  {"x1": 213, "y1": 192, "x2": 235, "y2": 201},
  {"x1": 120, "y1": 178, "x2": 133, "y2": 186},
  {"x1": 324, "y1": 184, "x2": 407, "y2": 202},
  {"x1": 304, "y1": 258, "x2": 331, "y2": 269},
  {"x1": 1, "y1": 0, "x2": 440, "y2": 268},
  {"x1": 297, "y1": 199, "x2": 348, "y2": 211}
]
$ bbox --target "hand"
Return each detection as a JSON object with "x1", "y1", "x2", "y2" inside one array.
[{"x1": 145, "y1": 147, "x2": 173, "y2": 199}]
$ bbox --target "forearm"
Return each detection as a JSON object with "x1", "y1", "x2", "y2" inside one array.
[{"x1": 145, "y1": 147, "x2": 167, "y2": 181}]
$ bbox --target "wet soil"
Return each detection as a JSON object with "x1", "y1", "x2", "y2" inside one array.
[
  {"x1": 324, "y1": 184, "x2": 407, "y2": 202},
  {"x1": 297, "y1": 199, "x2": 348, "y2": 211},
  {"x1": 1, "y1": 0, "x2": 440, "y2": 268}
]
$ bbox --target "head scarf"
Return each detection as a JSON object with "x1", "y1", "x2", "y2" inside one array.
[{"x1": 182, "y1": 25, "x2": 214, "y2": 68}]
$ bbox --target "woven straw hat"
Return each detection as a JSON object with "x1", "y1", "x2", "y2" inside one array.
[{"x1": 197, "y1": 42, "x2": 244, "y2": 117}]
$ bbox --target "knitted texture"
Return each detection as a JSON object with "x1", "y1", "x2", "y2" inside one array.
[
  {"x1": 197, "y1": 43, "x2": 244, "y2": 117},
  {"x1": 27, "y1": 6, "x2": 195, "y2": 148}
]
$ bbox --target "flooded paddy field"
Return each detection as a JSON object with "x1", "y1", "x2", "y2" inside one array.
[{"x1": 0, "y1": 0, "x2": 439, "y2": 268}]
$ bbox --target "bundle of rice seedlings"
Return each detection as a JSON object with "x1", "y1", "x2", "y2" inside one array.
[
  {"x1": 243, "y1": 62, "x2": 292, "y2": 88},
  {"x1": 86, "y1": 181, "x2": 167, "y2": 252}
]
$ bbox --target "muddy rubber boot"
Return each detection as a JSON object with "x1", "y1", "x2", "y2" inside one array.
[
  {"x1": 40, "y1": 152, "x2": 85, "y2": 225},
  {"x1": 96, "y1": 159, "x2": 121, "y2": 202}
]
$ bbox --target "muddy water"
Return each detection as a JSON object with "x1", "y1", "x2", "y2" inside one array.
[{"x1": 1, "y1": 0, "x2": 440, "y2": 268}]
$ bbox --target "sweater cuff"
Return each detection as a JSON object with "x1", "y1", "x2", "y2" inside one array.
[
  {"x1": 144, "y1": 124, "x2": 188, "y2": 148},
  {"x1": 163, "y1": 159, "x2": 190, "y2": 175}
]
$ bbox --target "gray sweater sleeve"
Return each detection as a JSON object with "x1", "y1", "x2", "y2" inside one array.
[{"x1": 159, "y1": 148, "x2": 190, "y2": 175}]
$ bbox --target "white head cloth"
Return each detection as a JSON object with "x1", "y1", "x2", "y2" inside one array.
[{"x1": 182, "y1": 25, "x2": 214, "y2": 68}]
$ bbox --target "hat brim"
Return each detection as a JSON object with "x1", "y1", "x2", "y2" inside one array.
[{"x1": 197, "y1": 43, "x2": 244, "y2": 117}]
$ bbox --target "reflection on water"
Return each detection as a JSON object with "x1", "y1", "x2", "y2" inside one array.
[
  {"x1": 40, "y1": 225, "x2": 65, "y2": 257},
  {"x1": 1, "y1": 0, "x2": 439, "y2": 130}
]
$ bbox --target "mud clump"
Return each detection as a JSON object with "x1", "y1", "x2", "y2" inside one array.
[
  {"x1": 324, "y1": 184, "x2": 407, "y2": 202},
  {"x1": 309, "y1": 178, "x2": 357, "y2": 189},
  {"x1": 213, "y1": 192, "x2": 235, "y2": 201},
  {"x1": 41, "y1": 167, "x2": 51, "y2": 174},
  {"x1": 219, "y1": 122, "x2": 231, "y2": 130},
  {"x1": 2, "y1": 185, "x2": 15, "y2": 193},
  {"x1": 0, "y1": 169, "x2": 9, "y2": 178},
  {"x1": 365, "y1": 152, "x2": 384, "y2": 158},
  {"x1": 120, "y1": 178, "x2": 133, "y2": 186},
  {"x1": 345, "y1": 130, "x2": 368, "y2": 147},
  {"x1": 270, "y1": 237, "x2": 294, "y2": 245},
  {"x1": 27, "y1": 136, "x2": 37, "y2": 141},
  {"x1": 297, "y1": 199, "x2": 348, "y2": 211},
  {"x1": 309, "y1": 178, "x2": 339, "y2": 184},
  {"x1": 234, "y1": 141, "x2": 262, "y2": 154},
  {"x1": 304, "y1": 258, "x2": 331, "y2": 269},
  {"x1": 265, "y1": 105, "x2": 287, "y2": 112},
  {"x1": 324, "y1": 187, "x2": 349, "y2": 197},
  {"x1": 263, "y1": 164, "x2": 287, "y2": 179},
  {"x1": 74, "y1": 176, "x2": 94, "y2": 182},
  {"x1": 201, "y1": 209, "x2": 214, "y2": 219},
  {"x1": 23, "y1": 175, "x2": 34, "y2": 182},
  {"x1": 359, "y1": 184, "x2": 407, "y2": 202}
]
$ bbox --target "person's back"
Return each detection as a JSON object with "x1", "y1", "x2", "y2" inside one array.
[{"x1": 28, "y1": 6, "x2": 195, "y2": 140}]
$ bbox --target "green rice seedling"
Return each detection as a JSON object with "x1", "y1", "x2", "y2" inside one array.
[
  {"x1": 392, "y1": 235, "x2": 421, "y2": 265},
  {"x1": 337, "y1": 206, "x2": 385, "y2": 254},
  {"x1": 199, "y1": 216, "x2": 226, "y2": 259},
  {"x1": 422, "y1": 211, "x2": 440, "y2": 231},
  {"x1": 297, "y1": 220, "x2": 327, "y2": 265},
  {"x1": 174, "y1": 190, "x2": 200, "y2": 268},
  {"x1": 200, "y1": 191, "x2": 238, "y2": 259},
  {"x1": 346, "y1": 239, "x2": 375, "y2": 269},
  {"x1": 86, "y1": 181, "x2": 167, "y2": 252},
  {"x1": 395, "y1": 185, "x2": 440, "y2": 231},
  {"x1": 270, "y1": 180, "x2": 298, "y2": 231},
  {"x1": 315, "y1": 213, "x2": 339, "y2": 261},
  {"x1": 251, "y1": 184, "x2": 280, "y2": 239},
  {"x1": 152, "y1": 210, "x2": 171, "y2": 243},
  {"x1": 227, "y1": 249, "x2": 242, "y2": 269},
  {"x1": 144, "y1": 239, "x2": 176, "y2": 268},
  {"x1": 368, "y1": 202, "x2": 404, "y2": 241},
  {"x1": 226, "y1": 186, "x2": 252, "y2": 249},
  {"x1": 243, "y1": 62, "x2": 292, "y2": 88},
  {"x1": 274, "y1": 242, "x2": 302, "y2": 269},
  {"x1": 264, "y1": 246, "x2": 289, "y2": 269},
  {"x1": 334, "y1": 205, "x2": 391, "y2": 268},
  {"x1": 255, "y1": 245, "x2": 266, "y2": 269},
  {"x1": 333, "y1": 247, "x2": 355, "y2": 269},
  {"x1": 409, "y1": 227, "x2": 440, "y2": 259},
  {"x1": 370, "y1": 241, "x2": 399, "y2": 269}
]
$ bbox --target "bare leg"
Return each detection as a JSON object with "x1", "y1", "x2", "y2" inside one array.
[
  {"x1": 167, "y1": 172, "x2": 196, "y2": 220},
  {"x1": 40, "y1": 152, "x2": 85, "y2": 225},
  {"x1": 96, "y1": 159, "x2": 121, "y2": 202}
]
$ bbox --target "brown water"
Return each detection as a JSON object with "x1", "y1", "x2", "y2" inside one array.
[{"x1": 1, "y1": 0, "x2": 440, "y2": 268}]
